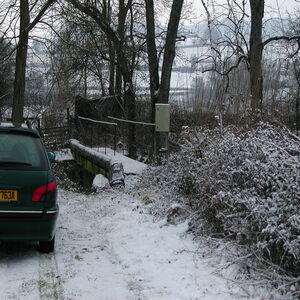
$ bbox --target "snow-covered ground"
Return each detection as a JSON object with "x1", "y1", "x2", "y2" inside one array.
[
  {"x1": 95, "y1": 147, "x2": 147, "y2": 175},
  {"x1": 0, "y1": 147, "x2": 285, "y2": 299},
  {"x1": 0, "y1": 177, "x2": 280, "y2": 300}
]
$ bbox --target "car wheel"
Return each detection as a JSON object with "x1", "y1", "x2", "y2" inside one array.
[{"x1": 39, "y1": 236, "x2": 55, "y2": 253}]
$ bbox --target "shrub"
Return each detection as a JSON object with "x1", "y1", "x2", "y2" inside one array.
[{"x1": 139, "y1": 123, "x2": 300, "y2": 275}]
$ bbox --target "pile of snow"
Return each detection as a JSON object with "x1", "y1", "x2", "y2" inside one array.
[
  {"x1": 95, "y1": 147, "x2": 147, "y2": 175},
  {"x1": 92, "y1": 148, "x2": 147, "y2": 189}
]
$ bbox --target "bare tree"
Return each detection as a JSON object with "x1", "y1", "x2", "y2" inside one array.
[
  {"x1": 159, "y1": 0, "x2": 185, "y2": 104},
  {"x1": 145, "y1": 0, "x2": 184, "y2": 105},
  {"x1": 145, "y1": 0, "x2": 184, "y2": 154},
  {"x1": 10, "y1": 0, "x2": 57, "y2": 123},
  {"x1": 199, "y1": 0, "x2": 300, "y2": 118},
  {"x1": 11, "y1": 0, "x2": 30, "y2": 123},
  {"x1": 65, "y1": 0, "x2": 145, "y2": 157},
  {"x1": 145, "y1": 0, "x2": 160, "y2": 122},
  {"x1": 48, "y1": 24, "x2": 88, "y2": 106},
  {"x1": 287, "y1": 12, "x2": 300, "y2": 133},
  {"x1": 49, "y1": 18, "x2": 110, "y2": 97},
  {"x1": 0, "y1": 37, "x2": 14, "y2": 119}
]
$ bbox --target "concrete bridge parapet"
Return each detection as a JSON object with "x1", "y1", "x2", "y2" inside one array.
[{"x1": 68, "y1": 139, "x2": 125, "y2": 187}]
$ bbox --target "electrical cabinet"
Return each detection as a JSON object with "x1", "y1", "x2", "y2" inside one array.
[{"x1": 155, "y1": 104, "x2": 170, "y2": 132}]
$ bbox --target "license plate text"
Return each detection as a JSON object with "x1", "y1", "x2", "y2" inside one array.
[{"x1": 0, "y1": 190, "x2": 18, "y2": 201}]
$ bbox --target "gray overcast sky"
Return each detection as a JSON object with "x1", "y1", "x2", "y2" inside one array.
[{"x1": 193, "y1": 0, "x2": 300, "y2": 17}]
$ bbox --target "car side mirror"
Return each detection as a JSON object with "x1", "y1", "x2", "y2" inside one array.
[{"x1": 47, "y1": 152, "x2": 55, "y2": 162}]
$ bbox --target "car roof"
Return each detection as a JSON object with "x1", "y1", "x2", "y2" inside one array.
[{"x1": 0, "y1": 122, "x2": 40, "y2": 137}]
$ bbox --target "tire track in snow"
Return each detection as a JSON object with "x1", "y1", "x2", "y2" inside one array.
[
  {"x1": 38, "y1": 253, "x2": 64, "y2": 300},
  {"x1": 0, "y1": 243, "x2": 40, "y2": 299}
]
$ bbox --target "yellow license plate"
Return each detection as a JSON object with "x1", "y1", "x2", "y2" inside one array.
[{"x1": 0, "y1": 190, "x2": 18, "y2": 201}]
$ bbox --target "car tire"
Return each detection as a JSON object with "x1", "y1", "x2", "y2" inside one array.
[{"x1": 39, "y1": 236, "x2": 55, "y2": 253}]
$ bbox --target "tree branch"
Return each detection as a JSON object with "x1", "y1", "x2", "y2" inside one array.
[
  {"x1": 27, "y1": 0, "x2": 57, "y2": 32},
  {"x1": 263, "y1": 35, "x2": 300, "y2": 47}
]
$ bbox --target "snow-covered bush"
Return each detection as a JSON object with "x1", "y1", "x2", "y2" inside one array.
[{"x1": 139, "y1": 123, "x2": 300, "y2": 274}]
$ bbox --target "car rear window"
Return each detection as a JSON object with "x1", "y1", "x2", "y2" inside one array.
[{"x1": 0, "y1": 132, "x2": 49, "y2": 170}]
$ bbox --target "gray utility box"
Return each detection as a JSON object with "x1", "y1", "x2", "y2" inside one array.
[{"x1": 155, "y1": 104, "x2": 170, "y2": 132}]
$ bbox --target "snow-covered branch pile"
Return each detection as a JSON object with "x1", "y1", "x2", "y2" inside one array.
[{"x1": 139, "y1": 123, "x2": 300, "y2": 275}]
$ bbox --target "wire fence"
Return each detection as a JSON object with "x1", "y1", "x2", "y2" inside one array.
[
  {"x1": 75, "y1": 116, "x2": 117, "y2": 155},
  {"x1": 74, "y1": 115, "x2": 155, "y2": 160},
  {"x1": 36, "y1": 106, "x2": 155, "y2": 160}
]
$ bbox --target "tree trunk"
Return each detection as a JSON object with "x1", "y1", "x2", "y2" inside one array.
[
  {"x1": 11, "y1": 0, "x2": 56, "y2": 123},
  {"x1": 123, "y1": 78, "x2": 136, "y2": 157},
  {"x1": 159, "y1": 0, "x2": 184, "y2": 104},
  {"x1": 115, "y1": 67, "x2": 122, "y2": 94},
  {"x1": 144, "y1": 0, "x2": 184, "y2": 157},
  {"x1": 12, "y1": 0, "x2": 30, "y2": 123},
  {"x1": 114, "y1": 0, "x2": 127, "y2": 95},
  {"x1": 249, "y1": 0, "x2": 264, "y2": 114},
  {"x1": 108, "y1": 45, "x2": 115, "y2": 95},
  {"x1": 105, "y1": 1, "x2": 115, "y2": 96},
  {"x1": 145, "y1": 0, "x2": 160, "y2": 123},
  {"x1": 145, "y1": 0, "x2": 160, "y2": 156}
]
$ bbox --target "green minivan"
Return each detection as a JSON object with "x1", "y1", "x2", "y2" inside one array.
[{"x1": 0, "y1": 122, "x2": 58, "y2": 253}]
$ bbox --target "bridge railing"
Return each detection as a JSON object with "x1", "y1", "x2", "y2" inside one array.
[
  {"x1": 74, "y1": 115, "x2": 155, "y2": 160},
  {"x1": 39, "y1": 125, "x2": 71, "y2": 151},
  {"x1": 107, "y1": 116, "x2": 155, "y2": 159},
  {"x1": 75, "y1": 116, "x2": 118, "y2": 155}
]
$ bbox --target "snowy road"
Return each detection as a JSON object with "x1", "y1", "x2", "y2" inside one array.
[{"x1": 0, "y1": 182, "x2": 270, "y2": 300}]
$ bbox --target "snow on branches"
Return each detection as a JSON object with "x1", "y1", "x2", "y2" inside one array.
[{"x1": 139, "y1": 122, "x2": 300, "y2": 276}]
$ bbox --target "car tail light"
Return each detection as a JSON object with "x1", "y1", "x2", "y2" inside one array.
[{"x1": 32, "y1": 181, "x2": 57, "y2": 202}]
